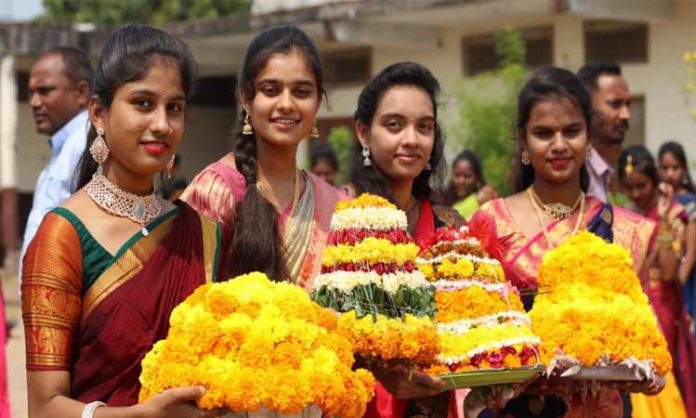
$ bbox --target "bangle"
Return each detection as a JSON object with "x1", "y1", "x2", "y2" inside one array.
[{"x1": 81, "y1": 401, "x2": 106, "y2": 418}]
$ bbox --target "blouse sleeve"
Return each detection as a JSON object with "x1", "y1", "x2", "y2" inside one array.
[
  {"x1": 21, "y1": 212, "x2": 83, "y2": 371},
  {"x1": 180, "y1": 167, "x2": 236, "y2": 229}
]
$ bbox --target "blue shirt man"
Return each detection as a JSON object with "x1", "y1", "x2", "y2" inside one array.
[{"x1": 20, "y1": 48, "x2": 93, "y2": 275}]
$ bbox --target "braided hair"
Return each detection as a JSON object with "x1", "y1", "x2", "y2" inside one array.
[{"x1": 226, "y1": 26, "x2": 325, "y2": 281}]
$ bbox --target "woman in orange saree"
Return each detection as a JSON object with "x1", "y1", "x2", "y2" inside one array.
[
  {"x1": 472, "y1": 67, "x2": 660, "y2": 418},
  {"x1": 181, "y1": 26, "x2": 346, "y2": 288},
  {"x1": 21, "y1": 25, "x2": 224, "y2": 418}
]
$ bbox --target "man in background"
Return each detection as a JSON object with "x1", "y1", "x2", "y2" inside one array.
[
  {"x1": 578, "y1": 62, "x2": 632, "y2": 203},
  {"x1": 19, "y1": 47, "x2": 92, "y2": 272}
]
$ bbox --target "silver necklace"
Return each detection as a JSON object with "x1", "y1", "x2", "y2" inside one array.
[{"x1": 85, "y1": 170, "x2": 162, "y2": 236}]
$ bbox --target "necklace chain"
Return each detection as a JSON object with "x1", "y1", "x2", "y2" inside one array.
[
  {"x1": 528, "y1": 186, "x2": 582, "y2": 220},
  {"x1": 527, "y1": 187, "x2": 585, "y2": 248},
  {"x1": 85, "y1": 170, "x2": 162, "y2": 234}
]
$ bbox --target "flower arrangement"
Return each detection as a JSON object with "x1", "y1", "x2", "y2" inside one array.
[
  {"x1": 417, "y1": 225, "x2": 540, "y2": 374},
  {"x1": 139, "y1": 272, "x2": 375, "y2": 418},
  {"x1": 312, "y1": 193, "x2": 438, "y2": 364},
  {"x1": 530, "y1": 231, "x2": 671, "y2": 377}
]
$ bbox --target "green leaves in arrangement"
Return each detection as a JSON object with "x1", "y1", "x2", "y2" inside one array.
[{"x1": 312, "y1": 284, "x2": 436, "y2": 319}]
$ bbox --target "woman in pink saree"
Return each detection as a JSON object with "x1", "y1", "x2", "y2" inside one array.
[
  {"x1": 472, "y1": 67, "x2": 660, "y2": 417},
  {"x1": 182, "y1": 26, "x2": 347, "y2": 287}
]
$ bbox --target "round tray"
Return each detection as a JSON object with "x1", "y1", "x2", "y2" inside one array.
[
  {"x1": 439, "y1": 366, "x2": 544, "y2": 390},
  {"x1": 547, "y1": 365, "x2": 643, "y2": 382}
]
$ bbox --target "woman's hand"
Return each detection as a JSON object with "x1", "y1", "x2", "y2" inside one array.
[
  {"x1": 657, "y1": 183, "x2": 674, "y2": 219},
  {"x1": 135, "y1": 386, "x2": 229, "y2": 418},
  {"x1": 476, "y1": 185, "x2": 498, "y2": 205},
  {"x1": 374, "y1": 365, "x2": 445, "y2": 399}
]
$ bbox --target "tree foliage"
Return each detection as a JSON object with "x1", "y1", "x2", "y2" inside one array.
[
  {"x1": 327, "y1": 126, "x2": 354, "y2": 185},
  {"x1": 449, "y1": 27, "x2": 528, "y2": 196},
  {"x1": 41, "y1": 0, "x2": 251, "y2": 25}
]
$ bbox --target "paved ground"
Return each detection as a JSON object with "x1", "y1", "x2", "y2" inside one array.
[{"x1": 4, "y1": 274, "x2": 27, "y2": 418}]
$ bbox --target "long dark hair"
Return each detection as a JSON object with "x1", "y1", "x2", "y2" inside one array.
[
  {"x1": 658, "y1": 141, "x2": 696, "y2": 194},
  {"x1": 350, "y1": 62, "x2": 445, "y2": 201},
  {"x1": 75, "y1": 25, "x2": 197, "y2": 190},
  {"x1": 512, "y1": 67, "x2": 592, "y2": 193},
  {"x1": 618, "y1": 145, "x2": 659, "y2": 186},
  {"x1": 227, "y1": 26, "x2": 325, "y2": 282}
]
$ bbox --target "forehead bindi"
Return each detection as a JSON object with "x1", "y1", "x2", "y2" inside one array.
[
  {"x1": 257, "y1": 49, "x2": 316, "y2": 86},
  {"x1": 376, "y1": 86, "x2": 434, "y2": 121}
]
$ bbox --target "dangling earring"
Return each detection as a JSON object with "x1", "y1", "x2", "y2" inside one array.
[
  {"x1": 242, "y1": 113, "x2": 254, "y2": 136},
  {"x1": 166, "y1": 155, "x2": 175, "y2": 180},
  {"x1": 90, "y1": 127, "x2": 109, "y2": 171},
  {"x1": 362, "y1": 146, "x2": 372, "y2": 167},
  {"x1": 310, "y1": 122, "x2": 320, "y2": 139},
  {"x1": 521, "y1": 149, "x2": 530, "y2": 165}
]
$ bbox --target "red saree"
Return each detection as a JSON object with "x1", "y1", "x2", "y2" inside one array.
[
  {"x1": 22, "y1": 202, "x2": 220, "y2": 405},
  {"x1": 642, "y1": 204, "x2": 696, "y2": 418},
  {"x1": 364, "y1": 199, "x2": 465, "y2": 418}
]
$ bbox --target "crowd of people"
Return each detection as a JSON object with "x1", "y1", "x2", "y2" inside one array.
[{"x1": 0, "y1": 21, "x2": 691, "y2": 418}]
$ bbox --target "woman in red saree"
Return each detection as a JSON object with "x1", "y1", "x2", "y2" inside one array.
[
  {"x1": 472, "y1": 67, "x2": 661, "y2": 418},
  {"x1": 181, "y1": 26, "x2": 346, "y2": 288},
  {"x1": 617, "y1": 145, "x2": 696, "y2": 418},
  {"x1": 348, "y1": 62, "x2": 465, "y2": 418},
  {"x1": 22, "y1": 26, "x2": 223, "y2": 418}
]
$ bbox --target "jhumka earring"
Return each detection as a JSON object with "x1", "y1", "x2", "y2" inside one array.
[
  {"x1": 90, "y1": 127, "x2": 109, "y2": 170},
  {"x1": 310, "y1": 122, "x2": 320, "y2": 139},
  {"x1": 521, "y1": 149, "x2": 531, "y2": 165},
  {"x1": 362, "y1": 146, "x2": 372, "y2": 167},
  {"x1": 242, "y1": 114, "x2": 254, "y2": 136}
]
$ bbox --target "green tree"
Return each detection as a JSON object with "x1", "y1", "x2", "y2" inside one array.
[
  {"x1": 449, "y1": 27, "x2": 527, "y2": 196},
  {"x1": 41, "y1": 0, "x2": 250, "y2": 25},
  {"x1": 327, "y1": 126, "x2": 354, "y2": 185}
]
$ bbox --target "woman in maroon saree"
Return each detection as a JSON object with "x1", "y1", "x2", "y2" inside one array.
[
  {"x1": 348, "y1": 62, "x2": 465, "y2": 418},
  {"x1": 618, "y1": 145, "x2": 696, "y2": 418},
  {"x1": 22, "y1": 26, "x2": 223, "y2": 418}
]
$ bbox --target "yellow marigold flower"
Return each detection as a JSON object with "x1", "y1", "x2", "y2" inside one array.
[
  {"x1": 684, "y1": 51, "x2": 694, "y2": 63},
  {"x1": 335, "y1": 193, "x2": 396, "y2": 211},
  {"x1": 139, "y1": 272, "x2": 375, "y2": 418},
  {"x1": 322, "y1": 237, "x2": 420, "y2": 266},
  {"x1": 531, "y1": 231, "x2": 672, "y2": 376}
]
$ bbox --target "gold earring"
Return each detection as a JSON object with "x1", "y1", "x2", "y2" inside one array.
[
  {"x1": 242, "y1": 113, "x2": 253, "y2": 136},
  {"x1": 521, "y1": 149, "x2": 531, "y2": 165},
  {"x1": 90, "y1": 127, "x2": 109, "y2": 165},
  {"x1": 625, "y1": 155, "x2": 634, "y2": 175},
  {"x1": 310, "y1": 122, "x2": 320, "y2": 139}
]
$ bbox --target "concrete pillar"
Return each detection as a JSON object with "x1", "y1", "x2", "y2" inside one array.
[{"x1": 0, "y1": 54, "x2": 19, "y2": 276}]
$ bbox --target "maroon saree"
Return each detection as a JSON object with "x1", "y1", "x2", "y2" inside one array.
[{"x1": 22, "y1": 202, "x2": 220, "y2": 406}]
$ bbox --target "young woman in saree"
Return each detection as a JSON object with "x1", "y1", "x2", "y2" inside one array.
[
  {"x1": 181, "y1": 26, "x2": 346, "y2": 287},
  {"x1": 21, "y1": 25, "x2": 224, "y2": 418},
  {"x1": 348, "y1": 62, "x2": 472, "y2": 418},
  {"x1": 618, "y1": 145, "x2": 696, "y2": 418},
  {"x1": 472, "y1": 67, "x2": 661, "y2": 417}
]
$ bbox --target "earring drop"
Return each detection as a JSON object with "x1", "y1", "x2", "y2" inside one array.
[
  {"x1": 90, "y1": 127, "x2": 109, "y2": 167},
  {"x1": 362, "y1": 146, "x2": 372, "y2": 167},
  {"x1": 310, "y1": 123, "x2": 320, "y2": 139},
  {"x1": 521, "y1": 149, "x2": 530, "y2": 165},
  {"x1": 242, "y1": 114, "x2": 254, "y2": 136}
]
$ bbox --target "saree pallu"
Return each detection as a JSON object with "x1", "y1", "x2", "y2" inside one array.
[
  {"x1": 181, "y1": 161, "x2": 347, "y2": 288},
  {"x1": 365, "y1": 200, "x2": 466, "y2": 418},
  {"x1": 22, "y1": 202, "x2": 220, "y2": 405},
  {"x1": 472, "y1": 196, "x2": 657, "y2": 418}
]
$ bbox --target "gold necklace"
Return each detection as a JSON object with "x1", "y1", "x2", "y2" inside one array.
[
  {"x1": 527, "y1": 187, "x2": 585, "y2": 248},
  {"x1": 258, "y1": 169, "x2": 302, "y2": 212},
  {"x1": 528, "y1": 186, "x2": 582, "y2": 220}
]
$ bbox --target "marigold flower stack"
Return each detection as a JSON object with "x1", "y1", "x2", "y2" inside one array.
[
  {"x1": 312, "y1": 194, "x2": 438, "y2": 364},
  {"x1": 139, "y1": 272, "x2": 375, "y2": 418},
  {"x1": 417, "y1": 225, "x2": 541, "y2": 374},
  {"x1": 530, "y1": 231, "x2": 671, "y2": 378}
]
